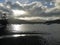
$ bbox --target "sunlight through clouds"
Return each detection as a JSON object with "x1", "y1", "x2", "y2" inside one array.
[
  {"x1": 0, "y1": 0, "x2": 60, "y2": 22},
  {"x1": 12, "y1": 10, "x2": 28, "y2": 16}
]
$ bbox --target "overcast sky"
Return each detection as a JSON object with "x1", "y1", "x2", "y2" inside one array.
[{"x1": 0, "y1": 0, "x2": 60, "y2": 21}]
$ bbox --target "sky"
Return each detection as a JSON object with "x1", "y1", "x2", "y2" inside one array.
[
  {"x1": 0, "y1": 0, "x2": 60, "y2": 21},
  {"x1": 0, "y1": 0, "x2": 54, "y2": 7},
  {"x1": 0, "y1": 0, "x2": 5, "y2": 2},
  {"x1": 0, "y1": 0, "x2": 55, "y2": 8}
]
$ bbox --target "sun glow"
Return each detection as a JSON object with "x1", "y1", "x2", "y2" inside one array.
[{"x1": 12, "y1": 10, "x2": 27, "y2": 16}]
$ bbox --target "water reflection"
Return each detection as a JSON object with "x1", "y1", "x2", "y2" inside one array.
[
  {"x1": 0, "y1": 35, "x2": 48, "y2": 45},
  {"x1": 13, "y1": 34, "x2": 26, "y2": 37},
  {"x1": 0, "y1": 23, "x2": 51, "y2": 35},
  {"x1": 6, "y1": 24, "x2": 60, "y2": 33},
  {"x1": 7, "y1": 24, "x2": 26, "y2": 33},
  {"x1": 0, "y1": 34, "x2": 26, "y2": 39},
  {"x1": 6, "y1": 24, "x2": 50, "y2": 33},
  {"x1": 9, "y1": 24, "x2": 23, "y2": 32},
  {"x1": 0, "y1": 23, "x2": 60, "y2": 45}
]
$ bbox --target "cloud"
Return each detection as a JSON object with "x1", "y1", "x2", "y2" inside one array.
[
  {"x1": 0, "y1": 0, "x2": 60, "y2": 21},
  {"x1": 14, "y1": 16, "x2": 60, "y2": 22},
  {"x1": 43, "y1": 0, "x2": 60, "y2": 16},
  {"x1": 7, "y1": 1, "x2": 45, "y2": 16},
  {"x1": 45, "y1": 0, "x2": 53, "y2": 2},
  {"x1": 23, "y1": 1, "x2": 44, "y2": 16},
  {"x1": 0, "y1": 2, "x2": 12, "y2": 15}
]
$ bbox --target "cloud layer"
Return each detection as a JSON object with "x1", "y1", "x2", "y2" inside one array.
[{"x1": 0, "y1": 0, "x2": 60, "y2": 21}]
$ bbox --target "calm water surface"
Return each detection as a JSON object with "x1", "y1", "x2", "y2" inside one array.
[{"x1": 0, "y1": 24, "x2": 60, "y2": 45}]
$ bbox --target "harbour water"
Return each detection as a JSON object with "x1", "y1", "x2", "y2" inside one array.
[{"x1": 0, "y1": 23, "x2": 60, "y2": 45}]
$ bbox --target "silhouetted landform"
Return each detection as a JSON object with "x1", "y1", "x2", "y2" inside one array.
[
  {"x1": 0, "y1": 19, "x2": 8, "y2": 25},
  {"x1": 0, "y1": 19, "x2": 60, "y2": 25},
  {"x1": 43, "y1": 19, "x2": 60, "y2": 25},
  {"x1": 8, "y1": 19, "x2": 44, "y2": 24},
  {"x1": 6, "y1": 32, "x2": 50, "y2": 35},
  {"x1": 8, "y1": 19, "x2": 60, "y2": 25}
]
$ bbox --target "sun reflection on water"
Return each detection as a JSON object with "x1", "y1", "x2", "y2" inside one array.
[
  {"x1": 13, "y1": 34, "x2": 26, "y2": 37},
  {"x1": 7, "y1": 24, "x2": 26, "y2": 33}
]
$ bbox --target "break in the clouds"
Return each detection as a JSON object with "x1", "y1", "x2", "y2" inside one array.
[{"x1": 0, "y1": 0, "x2": 60, "y2": 21}]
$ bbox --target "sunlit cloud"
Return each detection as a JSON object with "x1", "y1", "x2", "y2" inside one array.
[
  {"x1": 15, "y1": 16, "x2": 60, "y2": 21},
  {"x1": 12, "y1": 10, "x2": 28, "y2": 16},
  {"x1": 0, "y1": 0, "x2": 60, "y2": 21},
  {"x1": 6, "y1": 5, "x2": 11, "y2": 9},
  {"x1": 45, "y1": 0, "x2": 60, "y2": 13},
  {"x1": 0, "y1": 3, "x2": 4, "y2": 7}
]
